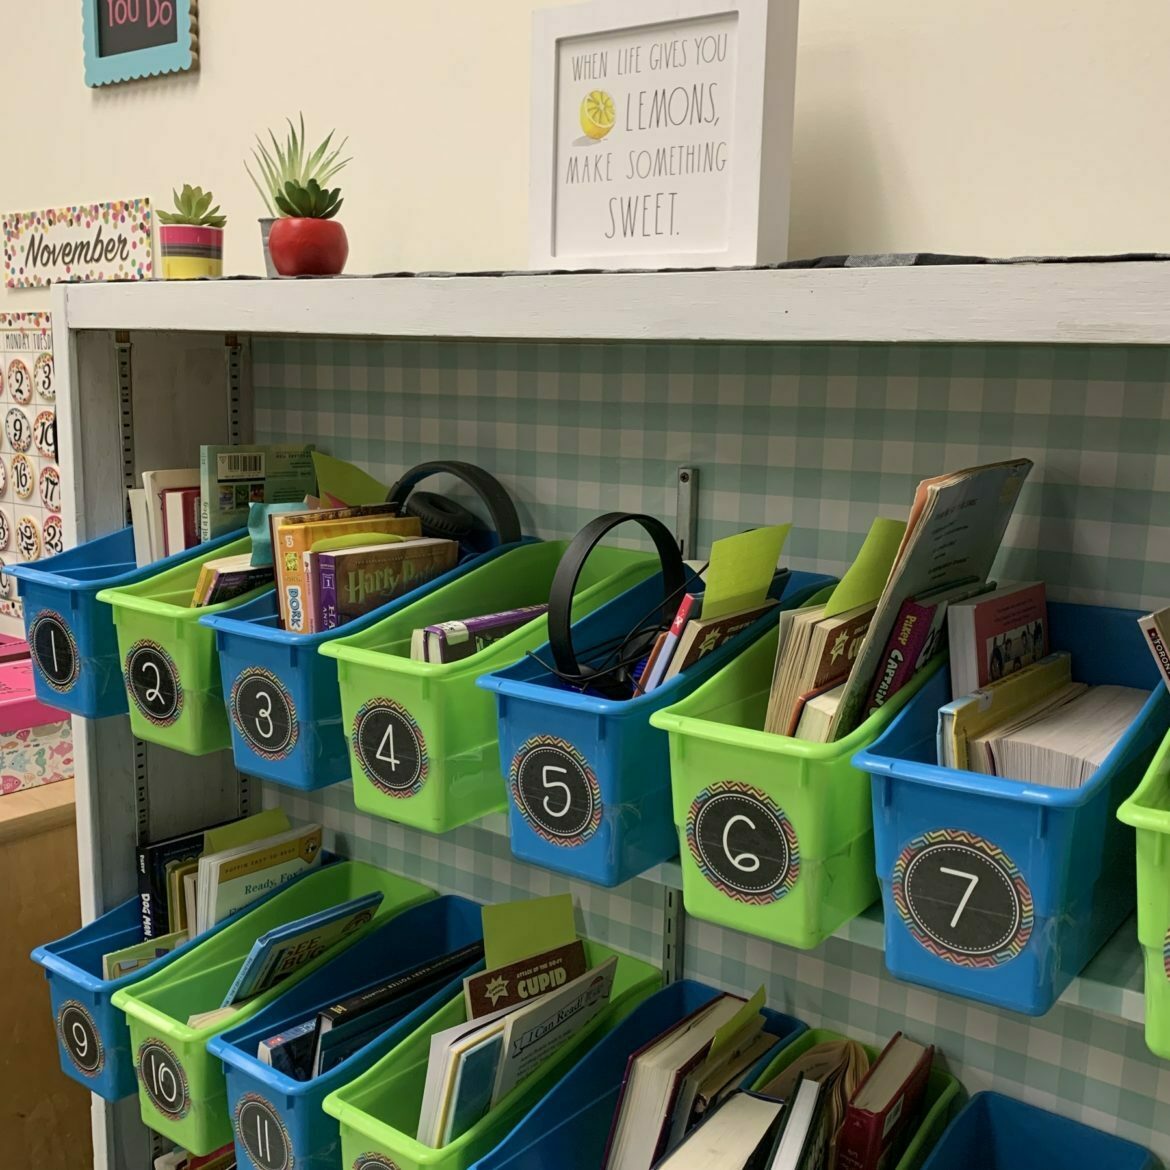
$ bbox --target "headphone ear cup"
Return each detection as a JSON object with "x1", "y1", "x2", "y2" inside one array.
[{"x1": 405, "y1": 490, "x2": 477, "y2": 539}]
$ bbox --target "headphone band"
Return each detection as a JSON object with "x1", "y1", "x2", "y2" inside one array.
[
  {"x1": 548, "y1": 512, "x2": 686, "y2": 682},
  {"x1": 386, "y1": 461, "x2": 522, "y2": 546}
]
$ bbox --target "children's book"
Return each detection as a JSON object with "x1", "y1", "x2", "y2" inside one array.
[
  {"x1": 101, "y1": 929, "x2": 187, "y2": 979},
  {"x1": 419, "y1": 605, "x2": 549, "y2": 664},
  {"x1": 274, "y1": 506, "x2": 421, "y2": 631},
  {"x1": 191, "y1": 553, "x2": 274, "y2": 607},
  {"x1": 947, "y1": 581, "x2": 1048, "y2": 699},
  {"x1": 143, "y1": 468, "x2": 198, "y2": 563},
  {"x1": 200, "y1": 443, "x2": 317, "y2": 541},
  {"x1": 220, "y1": 890, "x2": 383, "y2": 1007},
  {"x1": 195, "y1": 820, "x2": 321, "y2": 933},
  {"x1": 258, "y1": 1018, "x2": 318, "y2": 1081},
  {"x1": 317, "y1": 537, "x2": 458, "y2": 630},
  {"x1": 1139, "y1": 605, "x2": 1170, "y2": 694}
]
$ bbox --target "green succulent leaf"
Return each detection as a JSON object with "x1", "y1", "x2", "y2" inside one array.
[
  {"x1": 162, "y1": 183, "x2": 227, "y2": 226},
  {"x1": 246, "y1": 114, "x2": 350, "y2": 216}
]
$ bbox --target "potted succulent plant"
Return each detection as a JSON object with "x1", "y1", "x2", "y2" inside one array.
[
  {"x1": 245, "y1": 114, "x2": 350, "y2": 277},
  {"x1": 156, "y1": 185, "x2": 226, "y2": 280},
  {"x1": 267, "y1": 178, "x2": 348, "y2": 277}
]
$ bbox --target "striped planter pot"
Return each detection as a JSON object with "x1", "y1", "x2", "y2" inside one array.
[{"x1": 158, "y1": 224, "x2": 224, "y2": 279}]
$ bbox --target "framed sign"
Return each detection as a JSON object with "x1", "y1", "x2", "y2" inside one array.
[
  {"x1": 83, "y1": 0, "x2": 199, "y2": 87},
  {"x1": 530, "y1": 0, "x2": 798, "y2": 271}
]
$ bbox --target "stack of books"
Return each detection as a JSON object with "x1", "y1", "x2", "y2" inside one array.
[
  {"x1": 110, "y1": 809, "x2": 325, "y2": 981},
  {"x1": 939, "y1": 649, "x2": 1147, "y2": 787},
  {"x1": 641, "y1": 1031, "x2": 932, "y2": 1170},
  {"x1": 127, "y1": 467, "x2": 201, "y2": 566}
]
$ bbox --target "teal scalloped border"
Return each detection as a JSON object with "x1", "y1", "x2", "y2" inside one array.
[{"x1": 83, "y1": 0, "x2": 199, "y2": 87}]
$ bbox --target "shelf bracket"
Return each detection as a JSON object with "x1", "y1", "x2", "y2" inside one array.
[
  {"x1": 675, "y1": 466, "x2": 699, "y2": 559},
  {"x1": 226, "y1": 334, "x2": 244, "y2": 445},
  {"x1": 662, "y1": 885, "x2": 687, "y2": 985}
]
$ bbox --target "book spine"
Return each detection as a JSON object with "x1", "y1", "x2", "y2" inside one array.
[
  {"x1": 319, "y1": 553, "x2": 339, "y2": 631},
  {"x1": 644, "y1": 592, "x2": 698, "y2": 693},
  {"x1": 199, "y1": 447, "x2": 212, "y2": 543},
  {"x1": 185, "y1": 492, "x2": 200, "y2": 548},
  {"x1": 834, "y1": 1110, "x2": 880, "y2": 1170},
  {"x1": 136, "y1": 844, "x2": 154, "y2": 939},
  {"x1": 1140, "y1": 613, "x2": 1170, "y2": 695},
  {"x1": 866, "y1": 598, "x2": 937, "y2": 711}
]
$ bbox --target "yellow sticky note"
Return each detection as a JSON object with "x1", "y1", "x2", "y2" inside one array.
[
  {"x1": 709, "y1": 984, "x2": 766, "y2": 1064},
  {"x1": 312, "y1": 452, "x2": 389, "y2": 508},
  {"x1": 702, "y1": 525, "x2": 791, "y2": 621},
  {"x1": 823, "y1": 517, "x2": 907, "y2": 618},
  {"x1": 482, "y1": 893, "x2": 577, "y2": 970},
  {"x1": 202, "y1": 808, "x2": 291, "y2": 854}
]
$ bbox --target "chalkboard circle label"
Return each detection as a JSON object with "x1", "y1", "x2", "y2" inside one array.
[
  {"x1": 893, "y1": 829, "x2": 1034, "y2": 967},
  {"x1": 686, "y1": 782, "x2": 801, "y2": 905},
  {"x1": 352, "y1": 699, "x2": 427, "y2": 797},
  {"x1": 353, "y1": 1156, "x2": 402, "y2": 1170},
  {"x1": 30, "y1": 610, "x2": 80, "y2": 692},
  {"x1": 138, "y1": 1038, "x2": 189, "y2": 1120},
  {"x1": 125, "y1": 640, "x2": 183, "y2": 726},
  {"x1": 230, "y1": 668, "x2": 299, "y2": 761},
  {"x1": 510, "y1": 736, "x2": 601, "y2": 847},
  {"x1": 58, "y1": 1000, "x2": 103, "y2": 1076},
  {"x1": 236, "y1": 1093, "x2": 293, "y2": 1170}
]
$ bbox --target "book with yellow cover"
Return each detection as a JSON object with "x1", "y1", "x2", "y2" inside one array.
[
  {"x1": 195, "y1": 822, "x2": 324, "y2": 932},
  {"x1": 275, "y1": 508, "x2": 422, "y2": 631},
  {"x1": 937, "y1": 651, "x2": 1073, "y2": 771}
]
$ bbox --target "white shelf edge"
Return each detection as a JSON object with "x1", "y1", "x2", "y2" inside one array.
[
  {"x1": 59, "y1": 261, "x2": 1170, "y2": 345},
  {"x1": 463, "y1": 811, "x2": 1144, "y2": 1027}
]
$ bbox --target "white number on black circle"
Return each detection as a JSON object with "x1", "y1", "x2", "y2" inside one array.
[
  {"x1": 148, "y1": 1052, "x2": 179, "y2": 1105},
  {"x1": 142, "y1": 660, "x2": 163, "y2": 706},
  {"x1": 376, "y1": 722, "x2": 400, "y2": 770},
  {"x1": 722, "y1": 813, "x2": 762, "y2": 873},
  {"x1": 541, "y1": 765, "x2": 572, "y2": 818},
  {"x1": 254, "y1": 690, "x2": 274, "y2": 740},
  {"x1": 70, "y1": 1020, "x2": 88, "y2": 1058},
  {"x1": 939, "y1": 866, "x2": 980, "y2": 928}
]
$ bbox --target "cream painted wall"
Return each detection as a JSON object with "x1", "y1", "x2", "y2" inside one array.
[{"x1": 2, "y1": 0, "x2": 1168, "y2": 316}]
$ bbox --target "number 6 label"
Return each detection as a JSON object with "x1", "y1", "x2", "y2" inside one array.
[
  {"x1": 686, "y1": 781, "x2": 801, "y2": 904},
  {"x1": 511, "y1": 736, "x2": 601, "y2": 847},
  {"x1": 893, "y1": 828, "x2": 1034, "y2": 967}
]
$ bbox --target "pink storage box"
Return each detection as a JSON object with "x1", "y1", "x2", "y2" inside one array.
[
  {"x1": 0, "y1": 660, "x2": 72, "y2": 796},
  {"x1": 0, "y1": 634, "x2": 29, "y2": 664}
]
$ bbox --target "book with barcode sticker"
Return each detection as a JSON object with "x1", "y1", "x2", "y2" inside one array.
[{"x1": 199, "y1": 443, "x2": 318, "y2": 541}]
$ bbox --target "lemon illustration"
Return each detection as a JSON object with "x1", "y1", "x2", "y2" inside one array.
[{"x1": 580, "y1": 90, "x2": 615, "y2": 140}]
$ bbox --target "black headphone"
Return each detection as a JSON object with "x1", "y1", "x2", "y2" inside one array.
[
  {"x1": 386, "y1": 461, "x2": 522, "y2": 549},
  {"x1": 546, "y1": 512, "x2": 687, "y2": 699}
]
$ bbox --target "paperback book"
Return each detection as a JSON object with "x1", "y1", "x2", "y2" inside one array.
[{"x1": 199, "y1": 442, "x2": 317, "y2": 541}]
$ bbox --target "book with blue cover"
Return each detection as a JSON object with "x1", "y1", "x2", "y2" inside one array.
[{"x1": 220, "y1": 890, "x2": 383, "y2": 1007}]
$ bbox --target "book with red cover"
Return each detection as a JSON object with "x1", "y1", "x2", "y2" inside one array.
[
  {"x1": 835, "y1": 1032, "x2": 933, "y2": 1170},
  {"x1": 948, "y1": 581, "x2": 1048, "y2": 699},
  {"x1": 865, "y1": 580, "x2": 992, "y2": 713},
  {"x1": 162, "y1": 487, "x2": 201, "y2": 556}
]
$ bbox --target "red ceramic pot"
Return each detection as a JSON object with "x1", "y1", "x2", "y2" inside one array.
[{"x1": 267, "y1": 217, "x2": 349, "y2": 276}]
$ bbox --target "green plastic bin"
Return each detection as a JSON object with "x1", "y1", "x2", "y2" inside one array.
[
  {"x1": 96, "y1": 535, "x2": 272, "y2": 755},
  {"x1": 750, "y1": 1029, "x2": 963, "y2": 1170},
  {"x1": 650, "y1": 619, "x2": 943, "y2": 949},
  {"x1": 1117, "y1": 728, "x2": 1170, "y2": 1059},
  {"x1": 320, "y1": 540, "x2": 658, "y2": 833},
  {"x1": 321, "y1": 939, "x2": 660, "y2": 1170},
  {"x1": 110, "y1": 860, "x2": 433, "y2": 1156}
]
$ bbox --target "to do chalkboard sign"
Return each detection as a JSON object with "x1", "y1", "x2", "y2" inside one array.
[{"x1": 83, "y1": 0, "x2": 199, "y2": 86}]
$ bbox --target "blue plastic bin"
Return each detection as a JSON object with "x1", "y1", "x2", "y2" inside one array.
[
  {"x1": 855, "y1": 603, "x2": 1167, "y2": 1015},
  {"x1": 209, "y1": 895, "x2": 484, "y2": 1170},
  {"x1": 30, "y1": 855, "x2": 338, "y2": 1101},
  {"x1": 9, "y1": 526, "x2": 242, "y2": 718},
  {"x1": 919, "y1": 1092, "x2": 1157, "y2": 1170},
  {"x1": 467, "y1": 979, "x2": 805, "y2": 1170},
  {"x1": 479, "y1": 568, "x2": 835, "y2": 887},
  {"x1": 200, "y1": 540, "x2": 531, "y2": 792}
]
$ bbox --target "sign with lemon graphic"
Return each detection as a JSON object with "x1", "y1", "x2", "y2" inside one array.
[{"x1": 531, "y1": 0, "x2": 799, "y2": 270}]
